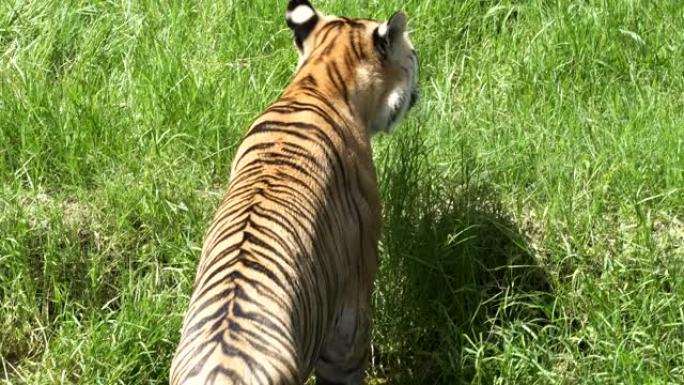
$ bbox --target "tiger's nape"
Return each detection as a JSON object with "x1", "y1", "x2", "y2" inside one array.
[{"x1": 170, "y1": 1, "x2": 418, "y2": 385}]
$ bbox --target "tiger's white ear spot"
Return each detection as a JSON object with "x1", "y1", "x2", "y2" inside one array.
[
  {"x1": 377, "y1": 22, "x2": 388, "y2": 37},
  {"x1": 288, "y1": 5, "x2": 315, "y2": 25}
]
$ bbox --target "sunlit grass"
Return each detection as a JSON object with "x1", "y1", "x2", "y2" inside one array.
[{"x1": 1, "y1": 0, "x2": 683, "y2": 384}]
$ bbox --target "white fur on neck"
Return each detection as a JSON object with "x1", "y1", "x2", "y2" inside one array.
[
  {"x1": 288, "y1": 5, "x2": 315, "y2": 24},
  {"x1": 386, "y1": 89, "x2": 404, "y2": 111}
]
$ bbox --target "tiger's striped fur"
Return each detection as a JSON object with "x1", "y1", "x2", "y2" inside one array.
[{"x1": 170, "y1": 1, "x2": 418, "y2": 384}]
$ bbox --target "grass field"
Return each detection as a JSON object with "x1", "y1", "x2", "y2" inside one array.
[{"x1": 2, "y1": 0, "x2": 684, "y2": 384}]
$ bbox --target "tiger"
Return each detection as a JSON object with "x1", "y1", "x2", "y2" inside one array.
[{"x1": 169, "y1": 1, "x2": 419, "y2": 384}]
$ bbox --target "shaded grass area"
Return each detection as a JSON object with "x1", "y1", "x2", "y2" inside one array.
[
  {"x1": 373, "y1": 131, "x2": 552, "y2": 384},
  {"x1": 1, "y1": 0, "x2": 683, "y2": 384}
]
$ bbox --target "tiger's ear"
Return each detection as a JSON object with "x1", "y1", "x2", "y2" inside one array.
[
  {"x1": 373, "y1": 11, "x2": 408, "y2": 58},
  {"x1": 286, "y1": 0, "x2": 320, "y2": 52}
]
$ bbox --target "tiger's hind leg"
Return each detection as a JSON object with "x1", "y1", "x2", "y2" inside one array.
[{"x1": 314, "y1": 304, "x2": 371, "y2": 385}]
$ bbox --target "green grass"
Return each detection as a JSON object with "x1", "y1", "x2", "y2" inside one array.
[{"x1": 1, "y1": 0, "x2": 683, "y2": 384}]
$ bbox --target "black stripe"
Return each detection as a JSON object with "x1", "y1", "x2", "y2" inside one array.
[
  {"x1": 316, "y1": 20, "x2": 345, "y2": 46},
  {"x1": 329, "y1": 61, "x2": 350, "y2": 104},
  {"x1": 233, "y1": 142, "x2": 276, "y2": 166},
  {"x1": 291, "y1": 87, "x2": 352, "y2": 127},
  {"x1": 350, "y1": 28, "x2": 366, "y2": 61}
]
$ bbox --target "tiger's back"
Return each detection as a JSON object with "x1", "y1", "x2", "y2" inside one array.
[{"x1": 170, "y1": 1, "x2": 418, "y2": 384}]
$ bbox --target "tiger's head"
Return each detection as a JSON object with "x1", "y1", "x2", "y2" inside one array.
[{"x1": 285, "y1": 0, "x2": 419, "y2": 135}]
